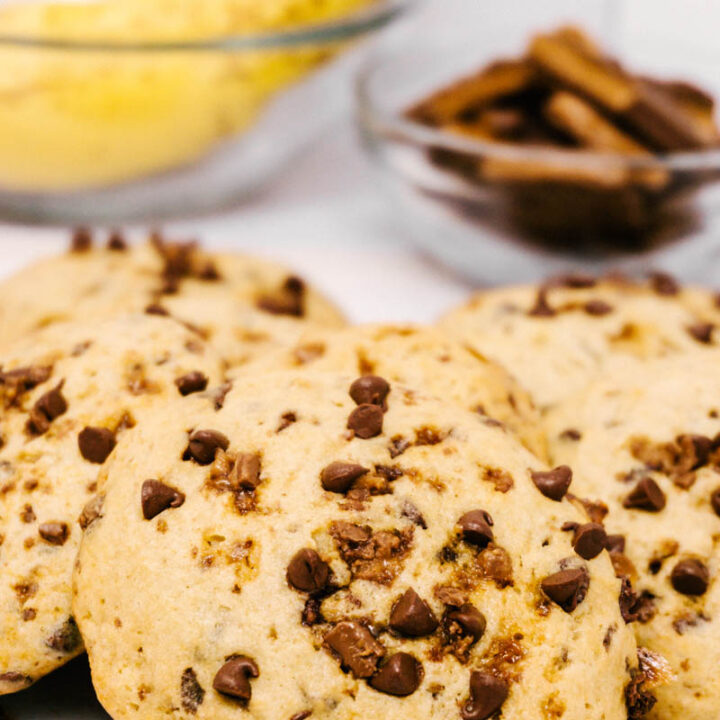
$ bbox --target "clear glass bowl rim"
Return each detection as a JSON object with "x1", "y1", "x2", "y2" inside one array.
[
  {"x1": 0, "y1": 0, "x2": 415, "y2": 51},
  {"x1": 357, "y1": 46, "x2": 720, "y2": 171}
]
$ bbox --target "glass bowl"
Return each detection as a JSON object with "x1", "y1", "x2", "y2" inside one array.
[
  {"x1": 357, "y1": 27, "x2": 720, "y2": 285},
  {"x1": 0, "y1": 0, "x2": 413, "y2": 224}
]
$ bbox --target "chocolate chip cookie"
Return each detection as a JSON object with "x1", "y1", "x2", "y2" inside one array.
[
  {"x1": 247, "y1": 324, "x2": 545, "y2": 458},
  {"x1": 74, "y1": 371, "x2": 645, "y2": 720},
  {"x1": 0, "y1": 315, "x2": 224, "y2": 694},
  {"x1": 544, "y1": 352, "x2": 720, "y2": 720},
  {"x1": 0, "y1": 232, "x2": 345, "y2": 366},
  {"x1": 440, "y1": 274, "x2": 720, "y2": 410}
]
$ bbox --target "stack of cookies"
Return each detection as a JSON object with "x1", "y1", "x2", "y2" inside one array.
[{"x1": 0, "y1": 233, "x2": 717, "y2": 720}]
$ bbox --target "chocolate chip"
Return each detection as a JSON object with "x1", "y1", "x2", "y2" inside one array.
[
  {"x1": 584, "y1": 299, "x2": 613, "y2": 316},
  {"x1": 444, "y1": 603, "x2": 486, "y2": 643},
  {"x1": 152, "y1": 236, "x2": 197, "y2": 284},
  {"x1": 531, "y1": 466, "x2": 572, "y2": 501},
  {"x1": 671, "y1": 559, "x2": 710, "y2": 596},
  {"x1": 198, "y1": 261, "x2": 220, "y2": 281},
  {"x1": 46, "y1": 617, "x2": 81, "y2": 653},
  {"x1": 461, "y1": 671, "x2": 509, "y2": 720},
  {"x1": 232, "y1": 453, "x2": 262, "y2": 490},
  {"x1": 107, "y1": 231, "x2": 127, "y2": 251},
  {"x1": 257, "y1": 276, "x2": 305, "y2": 317},
  {"x1": 324, "y1": 621, "x2": 384, "y2": 678},
  {"x1": 369, "y1": 653, "x2": 423, "y2": 696},
  {"x1": 184, "y1": 429, "x2": 229, "y2": 465},
  {"x1": 145, "y1": 303, "x2": 170, "y2": 317},
  {"x1": 284, "y1": 275, "x2": 303, "y2": 293},
  {"x1": 605, "y1": 534, "x2": 626, "y2": 554},
  {"x1": 70, "y1": 228, "x2": 92, "y2": 252},
  {"x1": 458, "y1": 510, "x2": 494, "y2": 548},
  {"x1": 38, "y1": 522, "x2": 69, "y2": 546},
  {"x1": 301, "y1": 596, "x2": 323, "y2": 626},
  {"x1": 528, "y1": 288, "x2": 555, "y2": 317},
  {"x1": 78, "y1": 427, "x2": 116, "y2": 464},
  {"x1": 349, "y1": 376, "x2": 390, "y2": 408},
  {"x1": 36, "y1": 380, "x2": 67, "y2": 417},
  {"x1": 649, "y1": 271, "x2": 679, "y2": 296},
  {"x1": 286, "y1": 548, "x2": 329, "y2": 593},
  {"x1": 320, "y1": 462, "x2": 369, "y2": 493},
  {"x1": 141, "y1": 480, "x2": 185, "y2": 520},
  {"x1": 175, "y1": 372, "x2": 208, "y2": 396},
  {"x1": 389, "y1": 588, "x2": 438, "y2": 637},
  {"x1": 290, "y1": 712, "x2": 313, "y2": 720},
  {"x1": 618, "y1": 577, "x2": 638, "y2": 623},
  {"x1": 541, "y1": 566, "x2": 590, "y2": 613},
  {"x1": 347, "y1": 404, "x2": 383, "y2": 439},
  {"x1": 26, "y1": 381, "x2": 68, "y2": 435},
  {"x1": 560, "y1": 428, "x2": 582, "y2": 441},
  {"x1": 687, "y1": 322, "x2": 714, "y2": 344},
  {"x1": 623, "y1": 477, "x2": 666, "y2": 512},
  {"x1": 213, "y1": 656, "x2": 259, "y2": 702},
  {"x1": 572, "y1": 523, "x2": 607, "y2": 560},
  {"x1": 181, "y1": 668, "x2": 205, "y2": 714}
]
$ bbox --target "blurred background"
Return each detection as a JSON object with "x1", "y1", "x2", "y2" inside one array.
[{"x1": 0, "y1": 0, "x2": 719, "y2": 315}]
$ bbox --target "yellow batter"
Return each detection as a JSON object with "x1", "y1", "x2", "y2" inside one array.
[{"x1": 0, "y1": 0, "x2": 377, "y2": 191}]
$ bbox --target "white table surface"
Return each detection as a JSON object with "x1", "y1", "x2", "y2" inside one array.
[{"x1": 2, "y1": 1, "x2": 720, "y2": 717}]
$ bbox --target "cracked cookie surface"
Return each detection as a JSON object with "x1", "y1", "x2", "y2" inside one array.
[
  {"x1": 247, "y1": 323, "x2": 545, "y2": 458},
  {"x1": 75, "y1": 371, "x2": 641, "y2": 720},
  {"x1": 0, "y1": 235, "x2": 345, "y2": 366},
  {"x1": 440, "y1": 275, "x2": 720, "y2": 410},
  {"x1": 544, "y1": 352, "x2": 720, "y2": 720},
  {"x1": 0, "y1": 315, "x2": 224, "y2": 694}
]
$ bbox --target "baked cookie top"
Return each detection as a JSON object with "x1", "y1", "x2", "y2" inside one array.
[
  {"x1": 0, "y1": 314, "x2": 224, "y2": 695},
  {"x1": 439, "y1": 275, "x2": 720, "y2": 410},
  {"x1": 245, "y1": 323, "x2": 545, "y2": 458},
  {"x1": 75, "y1": 371, "x2": 645, "y2": 720},
  {"x1": 0, "y1": 233, "x2": 345, "y2": 366},
  {"x1": 544, "y1": 352, "x2": 720, "y2": 720}
]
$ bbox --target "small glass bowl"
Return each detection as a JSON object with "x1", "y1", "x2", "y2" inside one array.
[
  {"x1": 0, "y1": 0, "x2": 413, "y2": 224},
  {"x1": 357, "y1": 40, "x2": 720, "y2": 284}
]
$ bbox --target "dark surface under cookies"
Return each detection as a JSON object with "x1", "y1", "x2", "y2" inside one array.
[{"x1": 0, "y1": 657, "x2": 109, "y2": 719}]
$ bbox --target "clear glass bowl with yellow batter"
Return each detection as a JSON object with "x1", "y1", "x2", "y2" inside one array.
[{"x1": 0, "y1": 0, "x2": 413, "y2": 222}]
